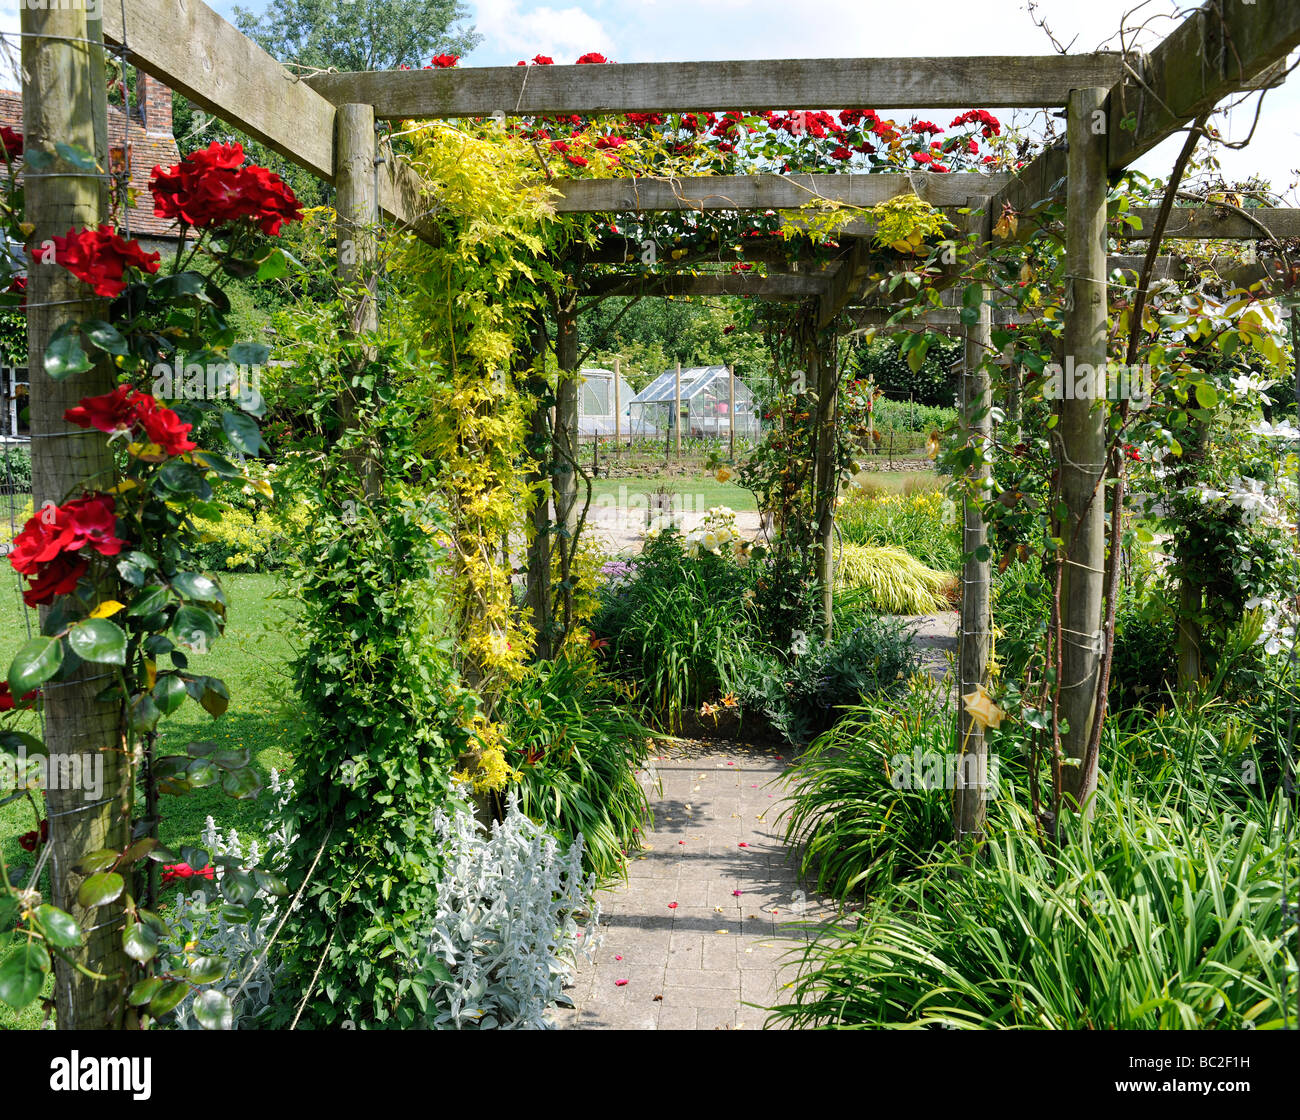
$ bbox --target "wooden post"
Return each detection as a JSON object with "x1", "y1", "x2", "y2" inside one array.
[
  {"x1": 23, "y1": 2, "x2": 130, "y2": 1029},
  {"x1": 955, "y1": 280, "x2": 993, "y2": 845},
  {"x1": 613, "y1": 357, "x2": 622, "y2": 457},
  {"x1": 1058, "y1": 88, "x2": 1110, "y2": 815},
  {"x1": 674, "y1": 360, "x2": 682, "y2": 459},
  {"x1": 728, "y1": 363, "x2": 736, "y2": 459},
  {"x1": 554, "y1": 300, "x2": 579, "y2": 537},
  {"x1": 810, "y1": 329, "x2": 837, "y2": 639},
  {"x1": 522, "y1": 310, "x2": 553, "y2": 658},
  {"x1": 335, "y1": 102, "x2": 380, "y2": 500}
]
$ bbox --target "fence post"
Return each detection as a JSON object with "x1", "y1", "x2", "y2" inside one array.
[
  {"x1": 613, "y1": 356, "x2": 621, "y2": 457},
  {"x1": 728, "y1": 363, "x2": 736, "y2": 459},
  {"x1": 674, "y1": 360, "x2": 681, "y2": 459},
  {"x1": 1058, "y1": 88, "x2": 1110, "y2": 816},
  {"x1": 22, "y1": 2, "x2": 130, "y2": 1028}
]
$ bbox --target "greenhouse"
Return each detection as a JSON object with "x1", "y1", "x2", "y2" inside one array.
[
  {"x1": 577, "y1": 367, "x2": 637, "y2": 436},
  {"x1": 628, "y1": 365, "x2": 760, "y2": 441}
]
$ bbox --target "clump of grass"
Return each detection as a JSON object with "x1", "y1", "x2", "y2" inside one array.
[{"x1": 834, "y1": 543, "x2": 953, "y2": 614}]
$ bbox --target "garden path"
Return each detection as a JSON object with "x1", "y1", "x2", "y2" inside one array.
[{"x1": 552, "y1": 739, "x2": 839, "y2": 1030}]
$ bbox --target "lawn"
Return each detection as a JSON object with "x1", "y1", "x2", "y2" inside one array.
[{"x1": 1, "y1": 572, "x2": 296, "y2": 1028}]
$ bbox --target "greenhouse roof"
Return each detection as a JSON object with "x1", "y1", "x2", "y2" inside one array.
[{"x1": 631, "y1": 366, "x2": 750, "y2": 404}]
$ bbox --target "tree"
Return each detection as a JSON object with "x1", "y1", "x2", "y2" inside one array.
[{"x1": 232, "y1": 0, "x2": 482, "y2": 75}]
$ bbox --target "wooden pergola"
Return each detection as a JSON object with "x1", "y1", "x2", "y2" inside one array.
[{"x1": 18, "y1": 0, "x2": 1300, "y2": 1026}]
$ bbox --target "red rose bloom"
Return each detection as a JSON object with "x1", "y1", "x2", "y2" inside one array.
[
  {"x1": 65, "y1": 385, "x2": 197, "y2": 455},
  {"x1": 430, "y1": 54, "x2": 459, "y2": 68},
  {"x1": 531, "y1": 54, "x2": 554, "y2": 65},
  {"x1": 9, "y1": 493, "x2": 126, "y2": 606},
  {"x1": 151, "y1": 142, "x2": 302, "y2": 236},
  {"x1": 0, "y1": 682, "x2": 38, "y2": 711},
  {"x1": 831, "y1": 145, "x2": 852, "y2": 160},
  {"x1": 575, "y1": 52, "x2": 608, "y2": 64},
  {"x1": 17, "y1": 821, "x2": 49, "y2": 852},
  {"x1": 1, "y1": 126, "x2": 22, "y2": 160},
  {"x1": 161, "y1": 862, "x2": 216, "y2": 887},
  {"x1": 51, "y1": 226, "x2": 161, "y2": 298}
]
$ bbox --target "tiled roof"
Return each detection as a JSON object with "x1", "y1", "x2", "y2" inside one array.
[{"x1": 0, "y1": 73, "x2": 188, "y2": 240}]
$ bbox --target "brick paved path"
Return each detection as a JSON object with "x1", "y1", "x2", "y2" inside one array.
[{"x1": 554, "y1": 739, "x2": 837, "y2": 1030}]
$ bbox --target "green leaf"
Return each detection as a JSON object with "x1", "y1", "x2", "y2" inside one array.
[
  {"x1": 253, "y1": 869, "x2": 288, "y2": 896},
  {"x1": 8, "y1": 636, "x2": 64, "y2": 697},
  {"x1": 75, "y1": 849, "x2": 119, "y2": 874},
  {"x1": 172, "y1": 605, "x2": 220, "y2": 647},
  {"x1": 149, "y1": 980, "x2": 189, "y2": 1017},
  {"x1": 229, "y1": 341, "x2": 270, "y2": 366},
  {"x1": 220, "y1": 766, "x2": 262, "y2": 800},
  {"x1": 172, "y1": 572, "x2": 224, "y2": 604},
  {"x1": 127, "y1": 585, "x2": 171, "y2": 617},
  {"x1": 221, "y1": 869, "x2": 257, "y2": 906},
  {"x1": 180, "y1": 846, "x2": 211, "y2": 872},
  {"x1": 153, "y1": 674, "x2": 188, "y2": 715},
  {"x1": 36, "y1": 905, "x2": 81, "y2": 949},
  {"x1": 67, "y1": 618, "x2": 127, "y2": 665},
  {"x1": 157, "y1": 460, "x2": 207, "y2": 496},
  {"x1": 129, "y1": 977, "x2": 163, "y2": 1006},
  {"x1": 82, "y1": 320, "x2": 129, "y2": 356},
  {"x1": 186, "y1": 956, "x2": 225, "y2": 984},
  {"x1": 0, "y1": 943, "x2": 50, "y2": 1008},
  {"x1": 255, "y1": 249, "x2": 289, "y2": 280},
  {"x1": 44, "y1": 325, "x2": 93, "y2": 380},
  {"x1": 77, "y1": 872, "x2": 124, "y2": 908},
  {"x1": 123, "y1": 920, "x2": 158, "y2": 964},
  {"x1": 221, "y1": 410, "x2": 265, "y2": 455},
  {"x1": 193, "y1": 989, "x2": 233, "y2": 1030},
  {"x1": 54, "y1": 141, "x2": 96, "y2": 170},
  {"x1": 1192, "y1": 380, "x2": 1218, "y2": 408}
]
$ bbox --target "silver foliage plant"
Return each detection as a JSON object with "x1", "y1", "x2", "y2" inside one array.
[
  {"x1": 165, "y1": 769, "x2": 298, "y2": 1029},
  {"x1": 414, "y1": 787, "x2": 600, "y2": 1029}
]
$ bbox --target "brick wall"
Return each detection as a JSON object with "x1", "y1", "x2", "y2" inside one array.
[{"x1": 0, "y1": 71, "x2": 186, "y2": 240}]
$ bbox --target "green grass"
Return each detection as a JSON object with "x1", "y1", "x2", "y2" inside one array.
[{"x1": 1, "y1": 572, "x2": 296, "y2": 1029}]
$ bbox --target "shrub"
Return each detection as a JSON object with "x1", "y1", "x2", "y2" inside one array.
[
  {"x1": 781, "y1": 684, "x2": 952, "y2": 897},
  {"x1": 732, "y1": 615, "x2": 922, "y2": 747},
  {"x1": 837, "y1": 486, "x2": 959, "y2": 571},
  {"x1": 834, "y1": 543, "x2": 953, "y2": 613},
  {"x1": 499, "y1": 647, "x2": 656, "y2": 881},
  {"x1": 408, "y1": 790, "x2": 598, "y2": 1030},
  {"x1": 770, "y1": 785, "x2": 1296, "y2": 1029},
  {"x1": 0, "y1": 443, "x2": 30, "y2": 496},
  {"x1": 592, "y1": 525, "x2": 760, "y2": 726}
]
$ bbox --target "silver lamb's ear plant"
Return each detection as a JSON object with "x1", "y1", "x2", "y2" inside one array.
[{"x1": 414, "y1": 786, "x2": 600, "y2": 1029}]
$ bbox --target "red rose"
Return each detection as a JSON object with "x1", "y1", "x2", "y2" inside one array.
[
  {"x1": 575, "y1": 52, "x2": 608, "y2": 64},
  {"x1": 565, "y1": 154, "x2": 589, "y2": 167},
  {"x1": 151, "y1": 142, "x2": 301, "y2": 236},
  {"x1": 161, "y1": 862, "x2": 216, "y2": 887},
  {"x1": 51, "y1": 226, "x2": 160, "y2": 298},
  {"x1": 10, "y1": 493, "x2": 126, "y2": 606},
  {"x1": 17, "y1": 821, "x2": 48, "y2": 852},
  {"x1": 531, "y1": 54, "x2": 554, "y2": 65},
  {"x1": 1, "y1": 125, "x2": 22, "y2": 160},
  {"x1": 65, "y1": 386, "x2": 197, "y2": 455},
  {"x1": 430, "y1": 54, "x2": 459, "y2": 68},
  {"x1": 0, "y1": 682, "x2": 39, "y2": 711},
  {"x1": 911, "y1": 151, "x2": 932, "y2": 164},
  {"x1": 831, "y1": 145, "x2": 852, "y2": 161}
]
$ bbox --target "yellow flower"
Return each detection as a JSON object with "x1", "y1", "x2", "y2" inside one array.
[
  {"x1": 962, "y1": 683, "x2": 1007, "y2": 731},
  {"x1": 714, "y1": 467, "x2": 732, "y2": 483}
]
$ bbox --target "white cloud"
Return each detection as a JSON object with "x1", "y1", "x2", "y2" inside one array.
[{"x1": 469, "y1": 0, "x2": 615, "y2": 64}]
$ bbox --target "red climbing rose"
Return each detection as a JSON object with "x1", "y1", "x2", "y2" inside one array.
[
  {"x1": 575, "y1": 52, "x2": 609, "y2": 64},
  {"x1": 9, "y1": 493, "x2": 126, "y2": 606},
  {"x1": 65, "y1": 385, "x2": 197, "y2": 455},
  {"x1": 430, "y1": 54, "x2": 459, "y2": 68},
  {"x1": 50, "y1": 225, "x2": 161, "y2": 298},
  {"x1": 151, "y1": 142, "x2": 302, "y2": 236},
  {"x1": 1, "y1": 125, "x2": 22, "y2": 160}
]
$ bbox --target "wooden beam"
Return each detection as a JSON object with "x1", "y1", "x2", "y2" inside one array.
[
  {"x1": 554, "y1": 172, "x2": 1010, "y2": 214},
  {"x1": 1121, "y1": 206, "x2": 1300, "y2": 241},
  {"x1": 306, "y1": 55, "x2": 1126, "y2": 118},
  {"x1": 1107, "y1": 0, "x2": 1300, "y2": 172},
  {"x1": 584, "y1": 271, "x2": 833, "y2": 301},
  {"x1": 986, "y1": 146, "x2": 1068, "y2": 245},
  {"x1": 103, "y1": 0, "x2": 437, "y2": 238},
  {"x1": 104, "y1": 0, "x2": 334, "y2": 178},
  {"x1": 818, "y1": 237, "x2": 875, "y2": 328}
]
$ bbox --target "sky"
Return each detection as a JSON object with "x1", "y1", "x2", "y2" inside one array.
[{"x1": 2, "y1": 0, "x2": 1298, "y2": 197}]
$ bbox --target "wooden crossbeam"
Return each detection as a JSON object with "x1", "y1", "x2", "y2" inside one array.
[
  {"x1": 818, "y1": 238, "x2": 880, "y2": 328},
  {"x1": 1122, "y1": 206, "x2": 1300, "y2": 241},
  {"x1": 553, "y1": 172, "x2": 1010, "y2": 213},
  {"x1": 305, "y1": 55, "x2": 1126, "y2": 119},
  {"x1": 103, "y1": 0, "x2": 438, "y2": 240},
  {"x1": 1107, "y1": 0, "x2": 1300, "y2": 172},
  {"x1": 584, "y1": 271, "x2": 832, "y2": 301}
]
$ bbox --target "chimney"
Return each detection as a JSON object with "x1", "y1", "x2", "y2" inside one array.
[{"x1": 139, "y1": 72, "x2": 173, "y2": 137}]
